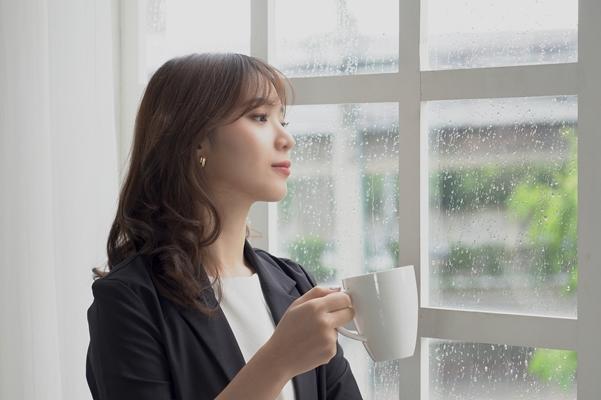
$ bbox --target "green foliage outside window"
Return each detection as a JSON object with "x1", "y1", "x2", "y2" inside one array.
[
  {"x1": 386, "y1": 239, "x2": 399, "y2": 267},
  {"x1": 444, "y1": 243, "x2": 506, "y2": 276},
  {"x1": 288, "y1": 235, "x2": 336, "y2": 282},
  {"x1": 362, "y1": 173, "x2": 386, "y2": 217},
  {"x1": 528, "y1": 348, "x2": 577, "y2": 391},
  {"x1": 506, "y1": 127, "x2": 578, "y2": 389},
  {"x1": 507, "y1": 128, "x2": 578, "y2": 289},
  {"x1": 430, "y1": 165, "x2": 559, "y2": 212}
]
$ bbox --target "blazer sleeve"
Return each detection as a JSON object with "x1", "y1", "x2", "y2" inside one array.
[
  {"x1": 280, "y1": 257, "x2": 364, "y2": 400},
  {"x1": 86, "y1": 278, "x2": 174, "y2": 400}
]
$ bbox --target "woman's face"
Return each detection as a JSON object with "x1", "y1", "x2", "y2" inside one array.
[{"x1": 198, "y1": 89, "x2": 295, "y2": 204}]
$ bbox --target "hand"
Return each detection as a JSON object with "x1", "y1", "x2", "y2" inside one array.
[{"x1": 262, "y1": 286, "x2": 355, "y2": 379}]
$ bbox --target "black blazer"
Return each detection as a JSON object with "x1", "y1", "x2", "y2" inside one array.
[{"x1": 86, "y1": 239, "x2": 363, "y2": 399}]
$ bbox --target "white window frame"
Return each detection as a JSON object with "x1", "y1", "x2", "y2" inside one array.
[{"x1": 119, "y1": 0, "x2": 601, "y2": 398}]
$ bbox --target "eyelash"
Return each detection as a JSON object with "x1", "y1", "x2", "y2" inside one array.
[{"x1": 252, "y1": 113, "x2": 290, "y2": 128}]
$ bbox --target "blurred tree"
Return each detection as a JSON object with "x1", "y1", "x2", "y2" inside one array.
[
  {"x1": 507, "y1": 127, "x2": 577, "y2": 291},
  {"x1": 528, "y1": 348, "x2": 577, "y2": 391},
  {"x1": 444, "y1": 243, "x2": 506, "y2": 276},
  {"x1": 386, "y1": 239, "x2": 399, "y2": 267},
  {"x1": 507, "y1": 127, "x2": 577, "y2": 389},
  {"x1": 289, "y1": 235, "x2": 336, "y2": 282}
]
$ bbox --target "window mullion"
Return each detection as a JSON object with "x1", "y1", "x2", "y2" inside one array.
[
  {"x1": 398, "y1": 0, "x2": 422, "y2": 398},
  {"x1": 421, "y1": 63, "x2": 578, "y2": 101},
  {"x1": 420, "y1": 308, "x2": 577, "y2": 350},
  {"x1": 577, "y1": 0, "x2": 601, "y2": 397},
  {"x1": 248, "y1": 0, "x2": 273, "y2": 251},
  {"x1": 288, "y1": 74, "x2": 402, "y2": 104},
  {"x1": 250, "y1": 0, "x2": 270, "y2": 61}
]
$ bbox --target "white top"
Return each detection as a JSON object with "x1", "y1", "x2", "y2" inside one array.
[{"x1": 214, "y1": 273, "x2": 296, "y2": 400}]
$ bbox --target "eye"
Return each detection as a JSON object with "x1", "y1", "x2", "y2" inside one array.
[
  {"x1": 252, "y1": 113, "x2": 290, "y2": 128},
  {"x1": 252, "y1": 114, "x2": 269, "y2": 123}
]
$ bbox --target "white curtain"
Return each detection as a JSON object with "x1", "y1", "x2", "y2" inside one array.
[{"x1": 0, "y1": 0, "x2": 120, "y2": 399}]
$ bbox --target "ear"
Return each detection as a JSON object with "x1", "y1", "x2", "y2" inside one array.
[{"x1": 197, "y1": 139, "x2": 210, "y2": 156}]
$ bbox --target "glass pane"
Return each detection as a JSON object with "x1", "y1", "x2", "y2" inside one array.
[
  {"x1": 273, "y1": 0, "x2": 399, "y2": 77},
  {"x1": 427, "y1": 339, "x2": 577, "y2": 400},
  {"x1": 276, "y1": 103, "x2": 400, "y2": 398},
  {"x1": 140, "y1": 0, "x2": 250, "y2": 83},
  {"x1": 424, "y1": 95, "x2": 578, "y2": 317},
  {"x1": 421, "y1": 0, "x2": 578, "y2": 71}
]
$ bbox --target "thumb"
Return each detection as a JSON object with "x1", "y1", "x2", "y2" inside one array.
[{"x1": 290, "y1": 285, "x2": 341, "y2": 308}]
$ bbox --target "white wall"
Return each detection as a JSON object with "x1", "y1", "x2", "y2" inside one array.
[{"x1": 0, "y1": 1, "x2": 120, "y2": 399}]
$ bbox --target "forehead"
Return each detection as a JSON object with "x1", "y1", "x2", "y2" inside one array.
[
  {"x1": 249, "y1": 96, "x2": 284, "y2": 113},
  {"x1": 239, "y1": 88, "x2": 285, "y2": 113},
  {"x1": 232, "y1": 74, "x2": 287, "y2": 119}
]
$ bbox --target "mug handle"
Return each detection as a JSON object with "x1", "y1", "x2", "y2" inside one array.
[
  {"x1": 336, "y1": 326, "x2": 368, "y2": 342},
  {"x1": 335, "y1": 287, "x2": 368, "y2": 342}
]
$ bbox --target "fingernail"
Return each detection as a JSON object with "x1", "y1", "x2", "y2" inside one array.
[{"x1": 329, "y1": 285, "x2": 341, "y2": 291}]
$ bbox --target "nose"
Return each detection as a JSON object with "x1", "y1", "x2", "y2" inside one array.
[{"x1": 276, "y1": 124, "x2": 295, "y2": 151}]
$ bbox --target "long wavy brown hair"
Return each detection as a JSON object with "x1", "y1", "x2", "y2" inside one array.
[{"x1": 94, "y1": 53, "x2": 293, "y2": 316}]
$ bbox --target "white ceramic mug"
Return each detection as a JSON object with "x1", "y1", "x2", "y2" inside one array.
[{"x1": 335, "y1": 265, "x2": 418, "y2": 362}]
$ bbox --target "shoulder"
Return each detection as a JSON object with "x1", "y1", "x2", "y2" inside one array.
[
  {"x1": 91, "y1": 253, "x2": 158, "y2": 306},
  {"x1": 253, "y1": 247, "x2": 318, "y2": 287},
  {"x1": 86, "y1": 256, "x2": 167, "y2": 359}
]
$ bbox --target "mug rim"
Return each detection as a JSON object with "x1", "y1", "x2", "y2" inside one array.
[{"x1": 341, "y1": 264, "x2": 414, "y2": 283}]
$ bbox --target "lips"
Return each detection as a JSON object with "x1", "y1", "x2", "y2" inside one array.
[
  {"x1": 272, "y1": 161, "x2": 291, "y2": 177},
  {"x1": 272, "y1": 161, "x2": 291, "y2": 168}
]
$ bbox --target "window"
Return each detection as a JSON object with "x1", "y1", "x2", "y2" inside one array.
[
  {"x1": 276, "y1": 102, "x2": 401, "y2": 397},
  {"x1": 121, "y1": 0, "x2": 601, "y2": 398},
  {"x1": 426, "y1": 340, "x2": 577, "y2": 399},
  {"x1": 424, "y1": 95, "x2": 577, "y2": 318},
  {"x1": 421, "y1": 0, "x2": 578, "y2": 71},
  {"x1": 273, "y1": 0, "x2": 399, "y2": 77}
]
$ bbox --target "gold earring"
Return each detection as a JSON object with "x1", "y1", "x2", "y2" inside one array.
[{"x1": 199, "y1": 156, "x2": 206, "y2": 167}]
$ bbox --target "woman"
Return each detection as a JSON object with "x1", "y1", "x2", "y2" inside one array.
[{"x1": 85, "y1": 53, "x2": 363, "y2": 400}]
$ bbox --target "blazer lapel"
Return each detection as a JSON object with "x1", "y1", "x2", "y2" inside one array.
[
  {"x1": 176, "y1": 291, "x2": 246, "y2": 383},
  {"x1": 175, "y1": 240, "x2": 318, "y2": 399},
  {"x1": 244, "y1": 240, "x2": 319, "y2": 400},
  {"x1": 243, "y1": 240, "x2": 297, "y2": 322}
]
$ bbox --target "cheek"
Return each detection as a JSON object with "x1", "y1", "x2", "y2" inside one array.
[
  {"x1": 227, "y1": 130, "x2": 265, "y2": 166},
  {"x1": 212, "y1": 124, "x2": 268, "y2": 179}
]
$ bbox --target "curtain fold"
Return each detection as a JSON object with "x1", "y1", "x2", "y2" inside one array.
[{"x1": 0, "y1": 1, "x2": 120, "y2": 399}]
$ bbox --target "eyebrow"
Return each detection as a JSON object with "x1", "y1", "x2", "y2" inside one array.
[{"x1": 248, "y1": 97, "x2": 285, "y2": 114}]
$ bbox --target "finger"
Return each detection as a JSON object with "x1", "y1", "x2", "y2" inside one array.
[
  {"x1": 319, "y1": 292, "x2": 353, "y2": 313},
  {"x1": 328, "y1": 307, "x2": 355, "y2": 328},
  {"x1": 290, "y1": 286, "x2": 341, "y2": 308}
]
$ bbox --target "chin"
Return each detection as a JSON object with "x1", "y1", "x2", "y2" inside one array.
[
  {"x1": 262, "y1": 184, "x2": 288, "y2": 202},
  {"x1": 265, "y1": 191, "x2": 287, "y2": 202}
]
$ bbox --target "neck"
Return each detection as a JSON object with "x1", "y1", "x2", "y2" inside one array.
[{"x1": 201, "y1": 193, "x2": 256, "y2": 278}]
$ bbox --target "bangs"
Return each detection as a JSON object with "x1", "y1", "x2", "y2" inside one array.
[{"x1": 229, "y1": 59, "x2": 293, "y2": 122}]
